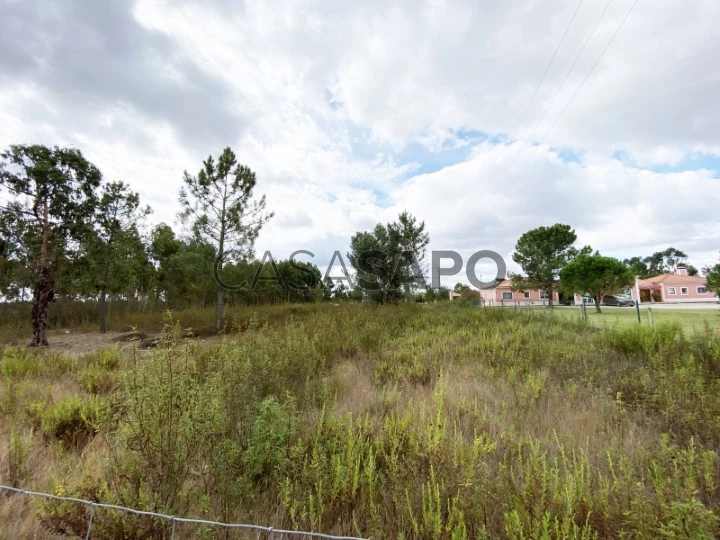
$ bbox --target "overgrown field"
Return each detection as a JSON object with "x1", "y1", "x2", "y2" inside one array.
[{"x1": 1, "y1": 304, "x2": 720, "y2": 538}]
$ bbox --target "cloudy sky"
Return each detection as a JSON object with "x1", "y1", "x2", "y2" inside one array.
[{"x1": 1, "y1": 0, "x2": 719, "y2": 284}]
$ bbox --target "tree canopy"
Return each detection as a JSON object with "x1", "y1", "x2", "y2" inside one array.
[
  {"x1": 704, "y1": 254, "x2": 720, "y2": 296},
  {"x1": 348, "y1": 211, "x2": 429, "y2": 304},
  {"x1": 179, "y1": 147, "x2": 273, "y2": 332},
  {"x1": 623, "y1": 247, "x2": 692, "y2": 278},
  {"x1": 559, "y1": 254, "x2": 634, "y2": 313},
  {"x1": 0, "y1": 144, "x2": 102, "y2": 345},
  {"x1": 511, "y1": 223, "x2": 590, "y2": 307}
]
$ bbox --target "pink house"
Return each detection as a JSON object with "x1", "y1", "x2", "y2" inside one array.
[
  {"x1": 630, "y1": 266, "x2": 717, "y2": 304},
  {"x1": 479, "y1": 279, "x2": 560, "y2": 306},
  {"x1": 572, "y1": 265, "x2": 718, "y2": 305}
]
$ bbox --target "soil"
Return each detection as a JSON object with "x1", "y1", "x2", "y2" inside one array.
[{"x1": 13, "y1": 330, "x2": 224, "y2": 356}]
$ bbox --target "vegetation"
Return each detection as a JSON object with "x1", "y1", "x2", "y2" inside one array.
[
  {"x1": 559, "y1": 254, "x2": 634, "y2": 313},
  {"x1": 510, "y1": 224, "x2": 591, "y2": 307},
  {"x1": 179, "y1": 147, "x2": 273, "y2": 333},
  {"x1": 0, "y1": 144, "x2": 102, "y2": 345},
  {"x1": 623, "y1": 247, "x2": 697, "y2": 278},
  {"x1": 80, "y1": 181, "x2": 153, "y2": 333},
  {"x1": 1, "y1": 139, "x2": 717, "y2": 539},
  {"x1": 705, "y1": 255, "x2": 720, "y2": 295},
  {"x1": 348, "y1": 211, "x2": 429, "y2": 304},
  {"x1": 1, "y1": 303, "x2": 719, "y2": 538}
]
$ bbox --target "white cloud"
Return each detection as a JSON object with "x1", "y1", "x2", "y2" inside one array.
[{"x1": 1, "y1": 0, "x2": 718, "y2": 280}]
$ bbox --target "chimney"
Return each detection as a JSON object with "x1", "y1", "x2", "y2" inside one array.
[{"x1": 676, "y1": 264, "x2": 688, "y2": 276}]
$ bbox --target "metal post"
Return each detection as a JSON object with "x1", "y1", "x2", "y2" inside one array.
[
  {"x1": 635, "y1": 300, "x2": 641, "y2": 324},
  {"x1": 84, "y1": 504, "x2": 95, "y2": 540},
  {"x1": 12, "y1": 490, "x2": 26, "y2": 540}
]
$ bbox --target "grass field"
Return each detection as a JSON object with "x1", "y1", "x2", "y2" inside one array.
[
  {"x1": 1, "y1": 303, "x2": 720, "y2": 538},
  {"x1": 551, "y1": 305, "x2": 720, "y2": 333}
]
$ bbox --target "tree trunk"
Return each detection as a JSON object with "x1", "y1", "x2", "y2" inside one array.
[
  {"x1": 99, "y1": 289, "x2": 108, "y2": 333},
  {"x1": 216, "y1": 283, "x2": 224, "y2": 334},
  {"x1": 30, "y1": 265, "x2": 54, "y2": 346},
  {"x1": 546, "y1": 287, "x2": 554, "y2": 308},
  {"x1": 31, "y1": 196, "x2": 53, "y2": 346},
  {"x1": 595, "y1": 294, "x2": 602, "y2": 314}
]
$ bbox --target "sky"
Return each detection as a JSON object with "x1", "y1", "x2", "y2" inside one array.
[{"x1": 1, "y1": 0, "x2": 719, "y2": 286}]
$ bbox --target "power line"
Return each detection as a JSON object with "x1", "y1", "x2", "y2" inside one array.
[
  {"x1": 508, "y1": 0, "x2": 616, "y2": 170},
  {"x1": 542, "y1": 0, "x2": 641, "y2": 143},
  {"x1": 506, "y1": 0, "x2": 585, "y2": 145},
  {"x1": 507, "y1": 0, "x2": 641, "y2": 185}
]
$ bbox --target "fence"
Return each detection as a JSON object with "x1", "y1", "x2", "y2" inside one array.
[{"x1": 1, "y1": 484, "x2": 367, "y2": 540}]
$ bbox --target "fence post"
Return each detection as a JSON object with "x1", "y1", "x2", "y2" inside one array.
[
  {"x1": 647, "y1": 307, "x2": 654, "y2": 326},
  {"x1": 635, "y1": 300, "x2": 641, "y2": 324},
  {"x1": 84, "y1": 504, "x2": 95, "y2": 540},
  {"x1": 12, "y1": 490, "x2": 26, "y2": 540}
]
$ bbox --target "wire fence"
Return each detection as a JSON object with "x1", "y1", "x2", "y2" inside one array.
[{"x1": 1, "y1": 484, "x2": 368, "y2": 540}]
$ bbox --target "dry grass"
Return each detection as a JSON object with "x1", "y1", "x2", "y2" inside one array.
[{"x1": 1, "y1": 304, "x2": 719, "y2": 538}]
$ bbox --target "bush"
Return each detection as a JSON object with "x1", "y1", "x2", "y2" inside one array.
[{"x1": 26, "y1": 396, "x2": 106, "y2": 449}]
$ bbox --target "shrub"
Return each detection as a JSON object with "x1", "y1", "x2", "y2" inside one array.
[{"x1": 26, "y1": 396, "x2": 106, "y2": 449}]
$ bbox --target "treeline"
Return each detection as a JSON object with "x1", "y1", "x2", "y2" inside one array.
[
  {"x1": 0, "y1": 144, "x2": 329, "y2": 344},
  {"x1": 0, "y1": 143, "x2": 449, "y2": 345}
]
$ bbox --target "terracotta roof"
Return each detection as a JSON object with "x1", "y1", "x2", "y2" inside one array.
[
  {"x1": 637, "y1": 278, "x2": 660, "y2": 290},
  {"x1": 647, "y1": 273, "x2": 706, "y2": 283}
]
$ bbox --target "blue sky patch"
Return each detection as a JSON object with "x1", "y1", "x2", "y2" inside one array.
[{"x1": 613, "y1": 150, "x2": 720, "y2": 176}]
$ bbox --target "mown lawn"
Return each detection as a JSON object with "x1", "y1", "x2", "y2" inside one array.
[{"x1": 550, "y1": 305, "x2": 720, "y2": 332}]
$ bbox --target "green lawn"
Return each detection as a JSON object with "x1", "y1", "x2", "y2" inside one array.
[{"x1": 549, "y1": 305, "x2": 720, "y2": 332}]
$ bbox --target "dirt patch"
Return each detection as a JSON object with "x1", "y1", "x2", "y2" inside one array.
[
  {"x1": 7, "y1": 330, "x2": 224, "y2": 356},
  {"x1": 44, "y1": 331, "x2": 131, "y2": 355}
]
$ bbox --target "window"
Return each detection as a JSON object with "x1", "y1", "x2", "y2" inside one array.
[
  {"x1": 681, "y1": 287, "x2": 688, "y2": 295},
  {"x1": 539, "y1": 290, "x2": 549, "y2": 299},
  {"x1": 668, "y1": 287, "x2": 676, "y2": 295},
  {"x1": 502, "y1": 291, "x2": 513, "y2": 300},
  {"x1": 523, "y1": 291, "x2": 530, "y2": 299},
  {"x1": 698, "y1": 286, "x2": 707, "y2": 294}
]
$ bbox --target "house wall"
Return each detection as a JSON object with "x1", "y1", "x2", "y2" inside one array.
[
  {"x1": 659, "y1": 281, "x2": 717, "y2": 303},
  {"x1": 484, "y1": 287, "x2": 559, "y2": 304}
]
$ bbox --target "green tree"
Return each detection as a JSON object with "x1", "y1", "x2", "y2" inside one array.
[
  {"x1": 149, "y1": 224, "x2": 218, "y2": 308},
  {"x1": 622, "y1": 256, "x2": 650, "y2": 278},
  {"x1": 180, "y1": 147, "x2": 273, "y2": 332},
  {"x1": 625, "y1": 247, "x2": 690, "y2": 278},
  {"x1": 348, "y1": 212, "x2": 429, "y2": 304},
  {"x1": 0, "y1": 144, "x2": 101, "y2": 345},
  {"x1": 0, "y1": 210, "x2": 33, "y2": 300},
  {"x1": 80, "y1": 181, "x2": 153, "y2": 332},
  {"x1": 511, "y1": 224, "x2": 587, "y2": 307},
  {"x1": 705, "y1": 254, "x2": 720, "y2": 297},
  {"x1": 559, "y1": 254, "x2": 634, "y2": 313}
]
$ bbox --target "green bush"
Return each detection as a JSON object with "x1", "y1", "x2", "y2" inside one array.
[
  {"x1": 27, "y1": 396, "x2": 106, "y2": 449},
  {"x1": 78, "y1": 364, "x2": 118, "y2": 394}
]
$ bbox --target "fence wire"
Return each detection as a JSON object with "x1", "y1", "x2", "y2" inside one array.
[{"x1": 1, "y1": 484, "x2": 367, "y2": 540}]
